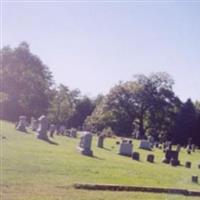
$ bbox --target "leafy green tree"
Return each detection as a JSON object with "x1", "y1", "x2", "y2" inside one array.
[
  {"x1": 48, "y1": 84, "x2": 74, "y2": 126},
  {"x1": 173, "y1": 99, "x2": 197, "y2": 145},
  {"x1": 68, "y1": 96, "x2": 95, "y2": 129},
  {"x1": 0, "y1": 42, "x2": 53, "y2": 121},
  {"x1": 85, "y1": 72, "x2": 180, "y2": 140}
]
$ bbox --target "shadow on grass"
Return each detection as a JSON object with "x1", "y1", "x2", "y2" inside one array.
[
  {"x1": 92, "y1": 155, "x2": 105, "y2": 160},
  {"x1": 38, "y1": 137, "x2": 59, "y2": 145},
  {"x1": 82, "y1": 154, "x2": 105, "y2": 160},
  {"x1": 99, "y1": 147, "x2": 111, "y2": 151}
]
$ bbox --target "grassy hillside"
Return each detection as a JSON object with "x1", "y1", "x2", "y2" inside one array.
[{"x1": 1, "y1": 120, "x2": 200, "y2": 200}]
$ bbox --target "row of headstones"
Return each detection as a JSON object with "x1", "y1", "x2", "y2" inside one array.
[
  {"x1": 77, "y1": 134, "x2": 199, "y2": 184},
  {"x1": 16, "y1": 115, "x2": 77, "y2": 139},
  {"x1": 78, "y1": 134, "x2": 200, "y2": 168},
  {"x1": 30, "y1": 117, "x2": 77, "y2": 138}
]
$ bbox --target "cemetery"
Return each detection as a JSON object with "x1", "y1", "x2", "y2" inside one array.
[
  {"x1": 1, "y1": 120, "x2": 200, "y2": 200},
  {"x1": 1, "y1": 4, "x2": 200, "y2": 200}
]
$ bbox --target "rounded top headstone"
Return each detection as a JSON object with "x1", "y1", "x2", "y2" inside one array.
[
  {"x1": 38, "y1": 115, "x2": 46, "y2": 121},
  {"x1": 19, "y1": 115, "x2": 26, "y2": 120}
]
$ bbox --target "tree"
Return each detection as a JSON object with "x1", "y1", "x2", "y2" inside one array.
[
  {"x1": 173, "y1": 99, "x2": 197, "y2": 145},
  {"x1": 68, "y1": 96, "x2": 95, "y2": 129},
  {"x1": 85, "y1": 72, "x2": 180, "y2": 139},
  {"x1": 0, "y1": 42, "x2": 53, "y2": 121},
  {"x1": 48, "y1": 84, "x2": 74, "y2": 126}
]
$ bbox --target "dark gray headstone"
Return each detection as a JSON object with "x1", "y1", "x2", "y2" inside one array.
[
  {"x1": 147, "y1": 154, "x2": 154, "y2": 163},
  {"x1": 192, "y1": 176, "x2": 198, "y2": 183},
  {"x1": 132, "y1": 152, "x2": 140, "y2": 161},
  {"x1": 185, "y1": 161, "x2": 191, "y2": 168},
  {"x1": 162, "y1": 150, "x2": 180, "y2": 166},
  {"x1": 97, "y1": 134, "x2": 105, "y2": 148}
]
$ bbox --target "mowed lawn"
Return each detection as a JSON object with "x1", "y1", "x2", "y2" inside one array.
[{"x1": 1, "y1": 120, "x2": 200, "y2": 200}]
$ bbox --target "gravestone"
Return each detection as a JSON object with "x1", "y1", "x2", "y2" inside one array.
[
  {"x1": 97, "y1": 134, "x2": 105, "y2": 148},
  {"x1": 187, "y1": 146, "x2": 191, "y2": 154},
  {"x1": 147, "y1": 154, "x2": 154, "y2": 163},
  {"x1": 192, "y1": 144, "x2": 196, "y2": 152},
  {"x1": 176, "y1": 144, "x2": 181, "y2": 152},
  {"x1": 49, "y1": 124, "x2": 56, "y2": 137},
  {"x1": 31, "y1": 117, "x2": 39, "y2": 131},
  {"x1": 16, "y1": 116, "x2": 27, "y2": 132},
  {"x1": 187, "y1": 138, "x2": 192, "y2": 152},
  {"x1": 139, "y1": 140, "x2": 151, "y2": 150},
  {"x1": 162, "y1": 150, "x2": 180, "y2": 166},
  {"x1": 132, "y1": 152, "x2": 140, "y2": 161},
  {"x1": 148, "y1": 135, "x2": 155, "y2": 148},
  {"x1": 37, "y1": 115, "x2": 49, "y2": 140},
  {"x1": 185, "y1": 161, "x2": 191, "y2": 168},
  {"x1": 155, "y1": 142, "x2": 159, "y2": 148},
  {"x1": 78, "y1": 132, "x2": 93, "y2": 156},
  {"x1": 192, "y1": 176, "x2": 198, "y2": 183},
  {"x1": 60, "y1": 126, "x2": 66, "y2": 135},
  {"x1": 119, "y1": 140, "x2": 133, "y2": 156},
  {"x1": 70, "y1": 128, "x2": 77, "y2": 138}
]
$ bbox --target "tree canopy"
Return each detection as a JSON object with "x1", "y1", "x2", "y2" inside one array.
[{"x1": 1, "y1": 42, "x2": 200, "y2": 145}]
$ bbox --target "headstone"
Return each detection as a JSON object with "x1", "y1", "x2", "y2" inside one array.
[
  {"x1": 187, "y1": 138, "x2": 192, "y2": 152},
  {"x1": 132, "y1": 152, "x2": 140, "y2": 161},
  {"x1": 192, "y1": 144, "x2": 196, "y2": 152},
  {"x1": 147, "y1": 154, "x2": 154, "y2": 163},
  {"x1": 60, "y1": 126, "x2": 66, "y2": 135},
  {"x1": 97, "y1": 134, "x2": 105, "y2": 148},
  {"x1": 66, "y1": 129, "x2": 70, "y2": 137},
  {"x1": 166, "y1": 141, "x2": 172, "y2": 151},
  {"x1": 49, "y1": 124, "x2": 56, "y2": 138},
  {"x1": 192, "y1": 176, "x2": 198, "y2": 183},
  {"x1": 162, "y1": 150, "x2": 180, "y2": 166},
  {"x1": 119, "y1": 140, "x2": 133, "y2": 156},
  {"x1": 16, "y1": 116, "x2": 27, "y2": 132},
  {"x1": 116, "y1": 141, "x2": 120, "y2": 145},
  {"x1": 139, "y1": 140, "x2": 151, "y2": 150},
  {"x1": 176, "y1": 144, "x2": 181, "y2": 152},
  {"x1": 30, "y1": 117, "x2": 38, "y2": 131},
  {"x1": 155, "y1": 142, "x2": 159, "y2": 148},
  {"x1": 185, "y1": 161, "x2": 191, "y2": 168},
  {"x1": 37, "y1": 115, "x2": 48, "y2": 140},
  {"x1": 70, "y1": 128, "x2": 77, "y2": 138},
  {"x1": 148, "y1": 135, "x2": 155, "y2": 148},
  {"x1": 78, "y1": 132, "x2": 93, "y2": 156},
  {"x1": 171, "y1": 158, "x2": 179, "y2": 166},
  {"x1": 187, "y1": 147, "x2": 191, "y2": 154}
]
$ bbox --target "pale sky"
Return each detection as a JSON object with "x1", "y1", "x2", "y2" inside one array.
[{"x1": 1, "y1": 1, "x2": 200, "y2": 101}]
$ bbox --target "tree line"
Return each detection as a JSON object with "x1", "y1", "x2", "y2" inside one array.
[{"x1": 1, "y1": 42, "x2": 200, "y2": 145}]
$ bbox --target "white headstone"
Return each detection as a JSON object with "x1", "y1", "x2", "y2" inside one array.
[
  {"x1": 78, "y1": 132, "x2": 93, "y2": 156},
  {"x1": 37, "y1": 115, "x2": 48, "y2": 140},
  {"x1": 16, "y1": 116, "x2": 27, "y2": 132}
]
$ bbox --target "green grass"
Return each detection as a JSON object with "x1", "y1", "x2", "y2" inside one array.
[{"x1": 1, "y1": 120, "x2": 200, "y2": 200}]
